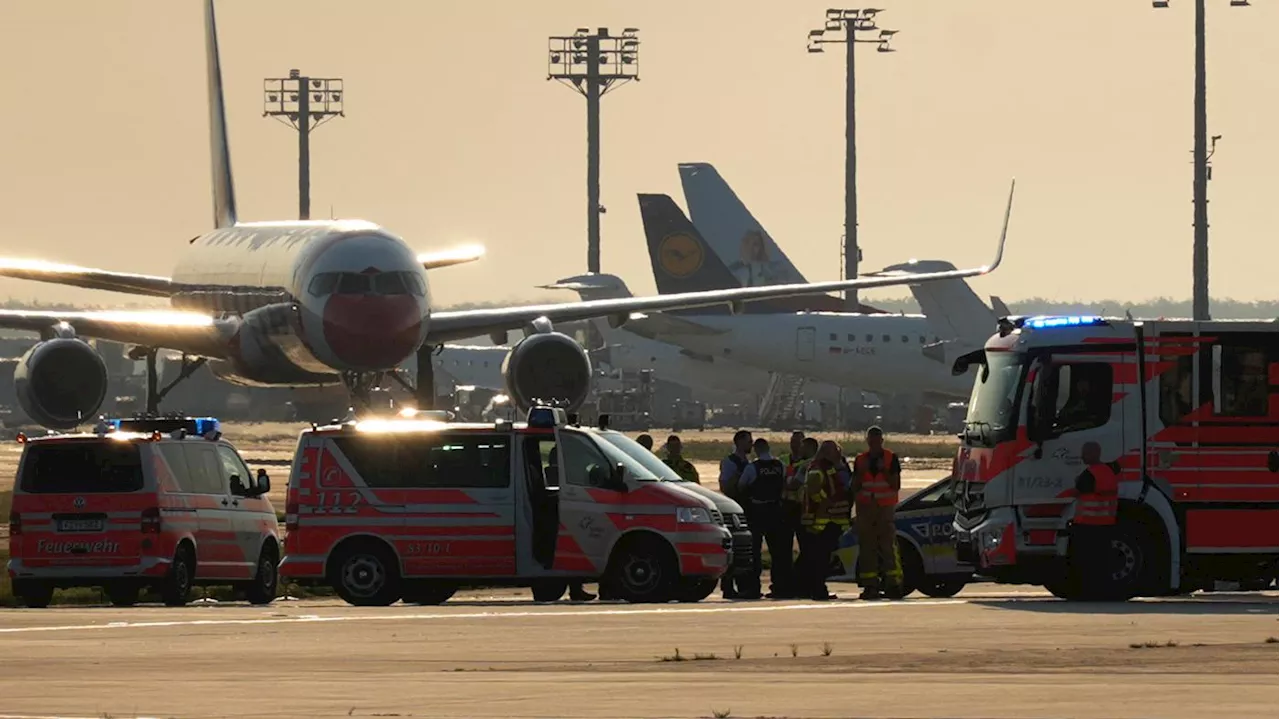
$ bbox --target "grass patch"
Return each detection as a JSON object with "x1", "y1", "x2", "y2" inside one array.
[
  {"x1": 1129, "y1": 640, "x2": 1178, "y2": 649},
  {"x1": 733, "y1": 644, "x2": 743, "y2": 660},
  {"x1": 659, "y1": 648, "x2": 687, "y2": 662},
  {"x1": 691, "y1": 653, "x2": 720, "y2": 661},
  {"x1": 679, "y1": 435, "x2": 957, "y2": 462},
  {"x1": 712, "y1": 709, "x2": 732, "y2": 719},
  {"x1": 1266, "y1": 637, "x2": 1277, "y2": 644},
  {"x1": 821, "y1": 642, "x2": 834, "y2": 657},
  {"x1": 789, "y1": 643, "x2": 799, "y2": 658}
]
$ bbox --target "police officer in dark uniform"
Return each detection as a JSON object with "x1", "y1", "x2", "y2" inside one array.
[{"x1": 736, "y1": 438, "x2": 792, "y2": 600}]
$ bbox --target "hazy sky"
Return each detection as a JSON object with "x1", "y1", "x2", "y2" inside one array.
[{"x1": 0, "y1": 0, "x2": 1276, "y2": 309}]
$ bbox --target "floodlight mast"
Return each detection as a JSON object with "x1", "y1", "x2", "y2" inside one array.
[
  {"x1": 1152, "y1": 0, "x2": 1250, "y2": 320},
  {"x1": 808, "y1": 9, "x2": 897, "y2": 312},
  {"x1": 263, "y1": 69, "x2": 345, "y2": 221},
  {"x1": 548, "y1": 28, "x2": 640, "y2": 274}
]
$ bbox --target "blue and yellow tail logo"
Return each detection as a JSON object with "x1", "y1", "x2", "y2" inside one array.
[{"x1": 657, "y1": 232, "x2": 704, "y2": 278}]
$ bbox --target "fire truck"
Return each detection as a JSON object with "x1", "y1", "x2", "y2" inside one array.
[{"x1": 951, "y1": 316, "x2": 1277, "y2": 600}]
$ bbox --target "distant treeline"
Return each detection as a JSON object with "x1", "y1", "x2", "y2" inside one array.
[{"x1": 2, "y1": 295, "x2": 1276, "y2": 319}]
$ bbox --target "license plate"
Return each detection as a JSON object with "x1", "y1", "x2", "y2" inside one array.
[{"x1": 57, "y1": 518, "x2": 105, "y2": 533}]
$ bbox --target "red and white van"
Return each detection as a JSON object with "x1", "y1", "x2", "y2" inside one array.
[
  {"x1": 280, "y1": 407, "x2": 733, "y2": 605},
  {"x1": 6, "y1": 417, "x2": 281, "y2": 608}
]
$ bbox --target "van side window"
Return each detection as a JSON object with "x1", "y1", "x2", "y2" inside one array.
[
  {"x1": 156, "y1": 443, "x2": 194, "y2": 492},
  {"x1": 556, "y1": 432, "x2": 611, "y2": 488},
  {"x1": 1048, "y1": 362, "x2": 1113, "y2": 435},
  {"x1": 182, "y1": 444, "x2": 226, "y2": 494},
  {"x1": 331, "y1": 434, "x2": 511, "y2": 489}
]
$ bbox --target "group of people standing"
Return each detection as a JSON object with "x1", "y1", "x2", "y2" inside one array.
[{"x1": 714, "y1": 428, "x2": 906, "y2": 602}]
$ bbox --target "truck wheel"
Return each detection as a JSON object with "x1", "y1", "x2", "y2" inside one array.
[
  {"x1": 673, "y1": 577, "x2": 718, "y2": 603},
  {"x1": 401, "y1": 580, "x2": 456, "y2": 605},
  {"x1": 607, "y1": 536, "x2": 677, "y2": 604},
  {"x1": 160, "y1": 545, "x2": 195, "y2": 607},
  {"x1": 530, "y1": 580, "x2": 567, "y2": 602},
  {"x1": 106, "y1": 583, "x2": 140, "y2": 607},
  {"x1": 244, "y1": 544, "x2": 279, "y2": 606},
  {"x1": 330, "y1": 541, "x2": 402, "y2": 607},
  {"x1": 1072, "y1": 524, "x2": 1156, "y2": 601},
  {"x1": 13, "y1": 580, "x2": 54, "y2": 608},
  {"x1": 918, "y1": 579, "x2": 967, "y2": 598}
]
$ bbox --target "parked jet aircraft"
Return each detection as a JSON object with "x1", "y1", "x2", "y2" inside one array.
[
  {"x1": 601, "y1": 193, "x2": 1014, "y2": 401},
  {"x1": 0, "y1": 1, "x2": 1003, "y2": 430}
]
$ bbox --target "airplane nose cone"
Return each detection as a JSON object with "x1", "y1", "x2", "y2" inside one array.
[{"x1": 322, "y1": 295, "x2": 423, "y2": 370}]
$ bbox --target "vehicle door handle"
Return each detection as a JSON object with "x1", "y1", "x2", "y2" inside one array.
[
  {"x1": 221, "y1": 498, "x2": 229, "y2": 506},
  {"x1": 231, "y1": 500, "x2": 240, "y2": 507},
  {"x1": 1268, "y1": 451, "x2": 1278, "y2": 473}
]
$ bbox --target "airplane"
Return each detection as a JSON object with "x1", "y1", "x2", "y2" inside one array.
[
  {"x1": 0, "y1": 0, "x2": 1005, "y2": 431},
  {"x1": 559, "y1": 192, "x2": 1015, "y2": 403}
]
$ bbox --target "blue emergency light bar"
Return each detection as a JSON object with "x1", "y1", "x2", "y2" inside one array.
[
  {"x1": 1024, "y1": 315, "x2": 1106, "y2": 330},
  {"x1": 526, "y1": 407, "x2": 566, "y2": 429},
  {"x1": 109, "y1": 416, "x2": 221, "y2": 436}
]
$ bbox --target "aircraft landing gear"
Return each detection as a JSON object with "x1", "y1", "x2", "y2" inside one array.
[
  {"x1": 128, "y1": 347, "x2": 208, "y2": 415},
  {"x1": 341, "y1": 371, "x2": 384, "y2": 416}
]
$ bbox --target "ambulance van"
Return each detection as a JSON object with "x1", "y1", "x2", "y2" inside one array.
[
  {"x1": 280, "y1": 407, "x2": 733, "y2": 605},
  {"x1": 7, "y1": 416, "x2": 281, "y2": 608}
]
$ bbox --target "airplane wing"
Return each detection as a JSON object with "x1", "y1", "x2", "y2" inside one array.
[
  {"x1": 428, "y1": 179, "x2": 1013, "y2": 343},
  {"x1": 0, "y1": 259, "x2": 176, "y2": 297},
  {"x1": 418, "y1": 245, "x2": 486, "y2": 271},
  {"x1": 0, "y1": 309, "x2": 232, "y2": 358}
]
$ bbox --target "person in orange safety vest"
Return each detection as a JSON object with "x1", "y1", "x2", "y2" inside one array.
[
  {"x1": 1068, "y1": 441, "x2": 1122, "y2": 594},
  {"x1": 852, "y1": 426, "x2": 903, "y2": 600}
]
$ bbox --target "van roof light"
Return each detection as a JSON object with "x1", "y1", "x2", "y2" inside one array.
[{"x1": 527, "y1": 406, "x2": 566, "y2": 429}]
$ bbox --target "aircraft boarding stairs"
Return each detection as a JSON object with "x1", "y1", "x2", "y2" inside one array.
[{"x1": 757, "y1": 372, "x2": 808, "y2": 429}]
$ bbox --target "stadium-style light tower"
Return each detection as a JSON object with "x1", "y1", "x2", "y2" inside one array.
[
  {"x1": 808, "y1": 9, "x2": 897, "y2": 313},
  {"x1": 1152, "y1": 0, "x2": 1250, "y2": 321},
  {"x1": 548, "y1": 28, "x2": 640, "y2": 274},
  {"x1": 263, "y1": 69, "x2": 345, "y2": 221}
]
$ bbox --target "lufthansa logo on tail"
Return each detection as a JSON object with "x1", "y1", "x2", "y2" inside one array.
[{"x1": 658, "y1": 232, "x2": 704, "y2": 278}]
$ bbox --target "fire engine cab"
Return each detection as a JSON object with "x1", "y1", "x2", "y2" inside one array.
[
  {"x1": 280, "y1": 407, "x2": 734, "y2": 606},
  {"x1": 952, "y1": 316, "x2": 1277, "y2": 600},
  {"x1": 7, "y1": 415, "x2": 280, "y2": 608}
]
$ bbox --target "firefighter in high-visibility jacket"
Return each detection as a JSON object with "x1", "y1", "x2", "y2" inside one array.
[
  {"x1": 852, "y1": 426, "x2": 903, "y2": 600},
  {"x1": 1069, "y1": 441, "x2": 1121, "y2": 592},
  {"x1": 775, "y1": 433, "x2": 813, "y2": 599},
  {"x1": 797, "y1": 440, "x2": 851, "y2": 601}
]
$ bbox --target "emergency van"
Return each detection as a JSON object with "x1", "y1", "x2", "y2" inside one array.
[
  {"x1": 951, "y1": 316, "x2": 1278, "y2": 600},
  {"x1": 7, "y1": 416, "x2": 281, "y2": 608},
  {"x1": 279, "y1": 407, "x2": 734, "y2": 606},
  {"x1": 831, "y1": 476, "x2": 972, "y2": 597}
]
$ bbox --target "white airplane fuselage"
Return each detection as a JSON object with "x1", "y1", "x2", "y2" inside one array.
[
  {"x1": 168, "y1": 220, "x2": 431, "y2": 386},
  {"x1": 628, "y1": 311, "x2": 972, "y2": 399}
]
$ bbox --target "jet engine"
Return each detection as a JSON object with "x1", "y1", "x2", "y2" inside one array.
[
  {"x1": 501, "y1": 331, "x2": 591, "y2": 413},
  {"x1": 15, "y1": 338, "x2": 108, "y2": 430}
]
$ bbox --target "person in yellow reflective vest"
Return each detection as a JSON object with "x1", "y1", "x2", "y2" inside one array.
[
  {"x1": 797, "y1": 440, "x2": 851, "y2": 601},
  {"x1": 662, "y1": 435, "x2": 700, "y2": 483},
  {"x1": 852, "y1": 426, "x2": 903, "y2": 600},
  {"x1": 777, "y1": 434, "x2": 815, "y2": 599}
]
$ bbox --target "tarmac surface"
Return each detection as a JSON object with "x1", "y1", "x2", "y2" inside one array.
[{"x1": 0, "y1": 586, "x2": 1275, "y2": 719}]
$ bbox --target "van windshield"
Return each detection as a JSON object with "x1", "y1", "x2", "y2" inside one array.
[
  {"x1": 596, "y1": 432, "x2": 683, "y2": 481},
  {"x1": 19, "y1": 441, "x2": 144, "y2": 494},
  {"x1": 577, "y1": 431, "x2": 659, "y2": 481}
]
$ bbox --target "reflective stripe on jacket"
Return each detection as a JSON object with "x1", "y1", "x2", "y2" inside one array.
[{"x1": 1075, "y1": 463, "x2": 1119, "y2": 526}]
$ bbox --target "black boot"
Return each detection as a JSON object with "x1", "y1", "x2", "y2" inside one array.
[
  {"x1": 859, "y1": 586, "x2": 881, "y2": 601},
  {"x1": 568, "y1": 584, "x2": 596, "y2": 601}
]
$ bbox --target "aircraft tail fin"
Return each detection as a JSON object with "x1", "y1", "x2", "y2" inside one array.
[
  {"x1": 677, "y1": 163, "x2": 808, "y2": 284},
  {"x1": 638, "y1": 193, "x2": 746, "y2": 295},
  {"x1": 876, "y1": 259, "x2": 997, "y2": 344},
  {"x1": 205, "y1": 0, "x2": 237, "y2": 229}
]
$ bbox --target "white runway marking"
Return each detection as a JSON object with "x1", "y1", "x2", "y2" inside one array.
[
  {"x1": 0, "y1": 715, "x2": 161, "y2": 719},
  {"x1": 0, "y1": 599, "x2": 965, "y2": 635}
]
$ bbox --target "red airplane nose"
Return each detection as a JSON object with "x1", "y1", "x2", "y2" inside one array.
[{"x1": 322, "y1": 294, "x2": 423, "y2": 370}]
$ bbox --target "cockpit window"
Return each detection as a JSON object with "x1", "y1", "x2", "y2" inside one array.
[
  {"x1": 405, "y1": 272, "x2": 428, "y2": 297},
  {"x1": 307, "y1": 272, "x2": 339, "y2": 296},
  {"x1": 373, "y1": 272, "x2": 410, "y2": 295},
  {"x1": 336, "y1": 273, "x2": 372, "y2": 294}
]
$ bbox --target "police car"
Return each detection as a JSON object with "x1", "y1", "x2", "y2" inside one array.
[
  {"x1": 7, "y1": 415, "x2": 281, "y2": 608},
  {"x1": 830, "y1": 475, "x2": 973, "y2": 597}
]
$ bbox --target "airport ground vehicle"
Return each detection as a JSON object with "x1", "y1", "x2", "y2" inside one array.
[
  {"x1": 6, "y1": 416, "x2": 280, "y2": 608},
  {"x1": 952, "y1": 316, "x2": 1278, "y2": 600},
  {"x1": 831, "y1": 476, "x2": 972, "y2": 598},
  {"x1": 279, "y1": 407, "x2": 734, "y2": 606}
]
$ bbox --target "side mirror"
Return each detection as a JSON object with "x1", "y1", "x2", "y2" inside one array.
[
  {"x1": 256, "y1": 468, "x2": 271, "y2": 495},
  {"x1": 229, "y1": 475, "x2": 246, "y2": 496}
]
